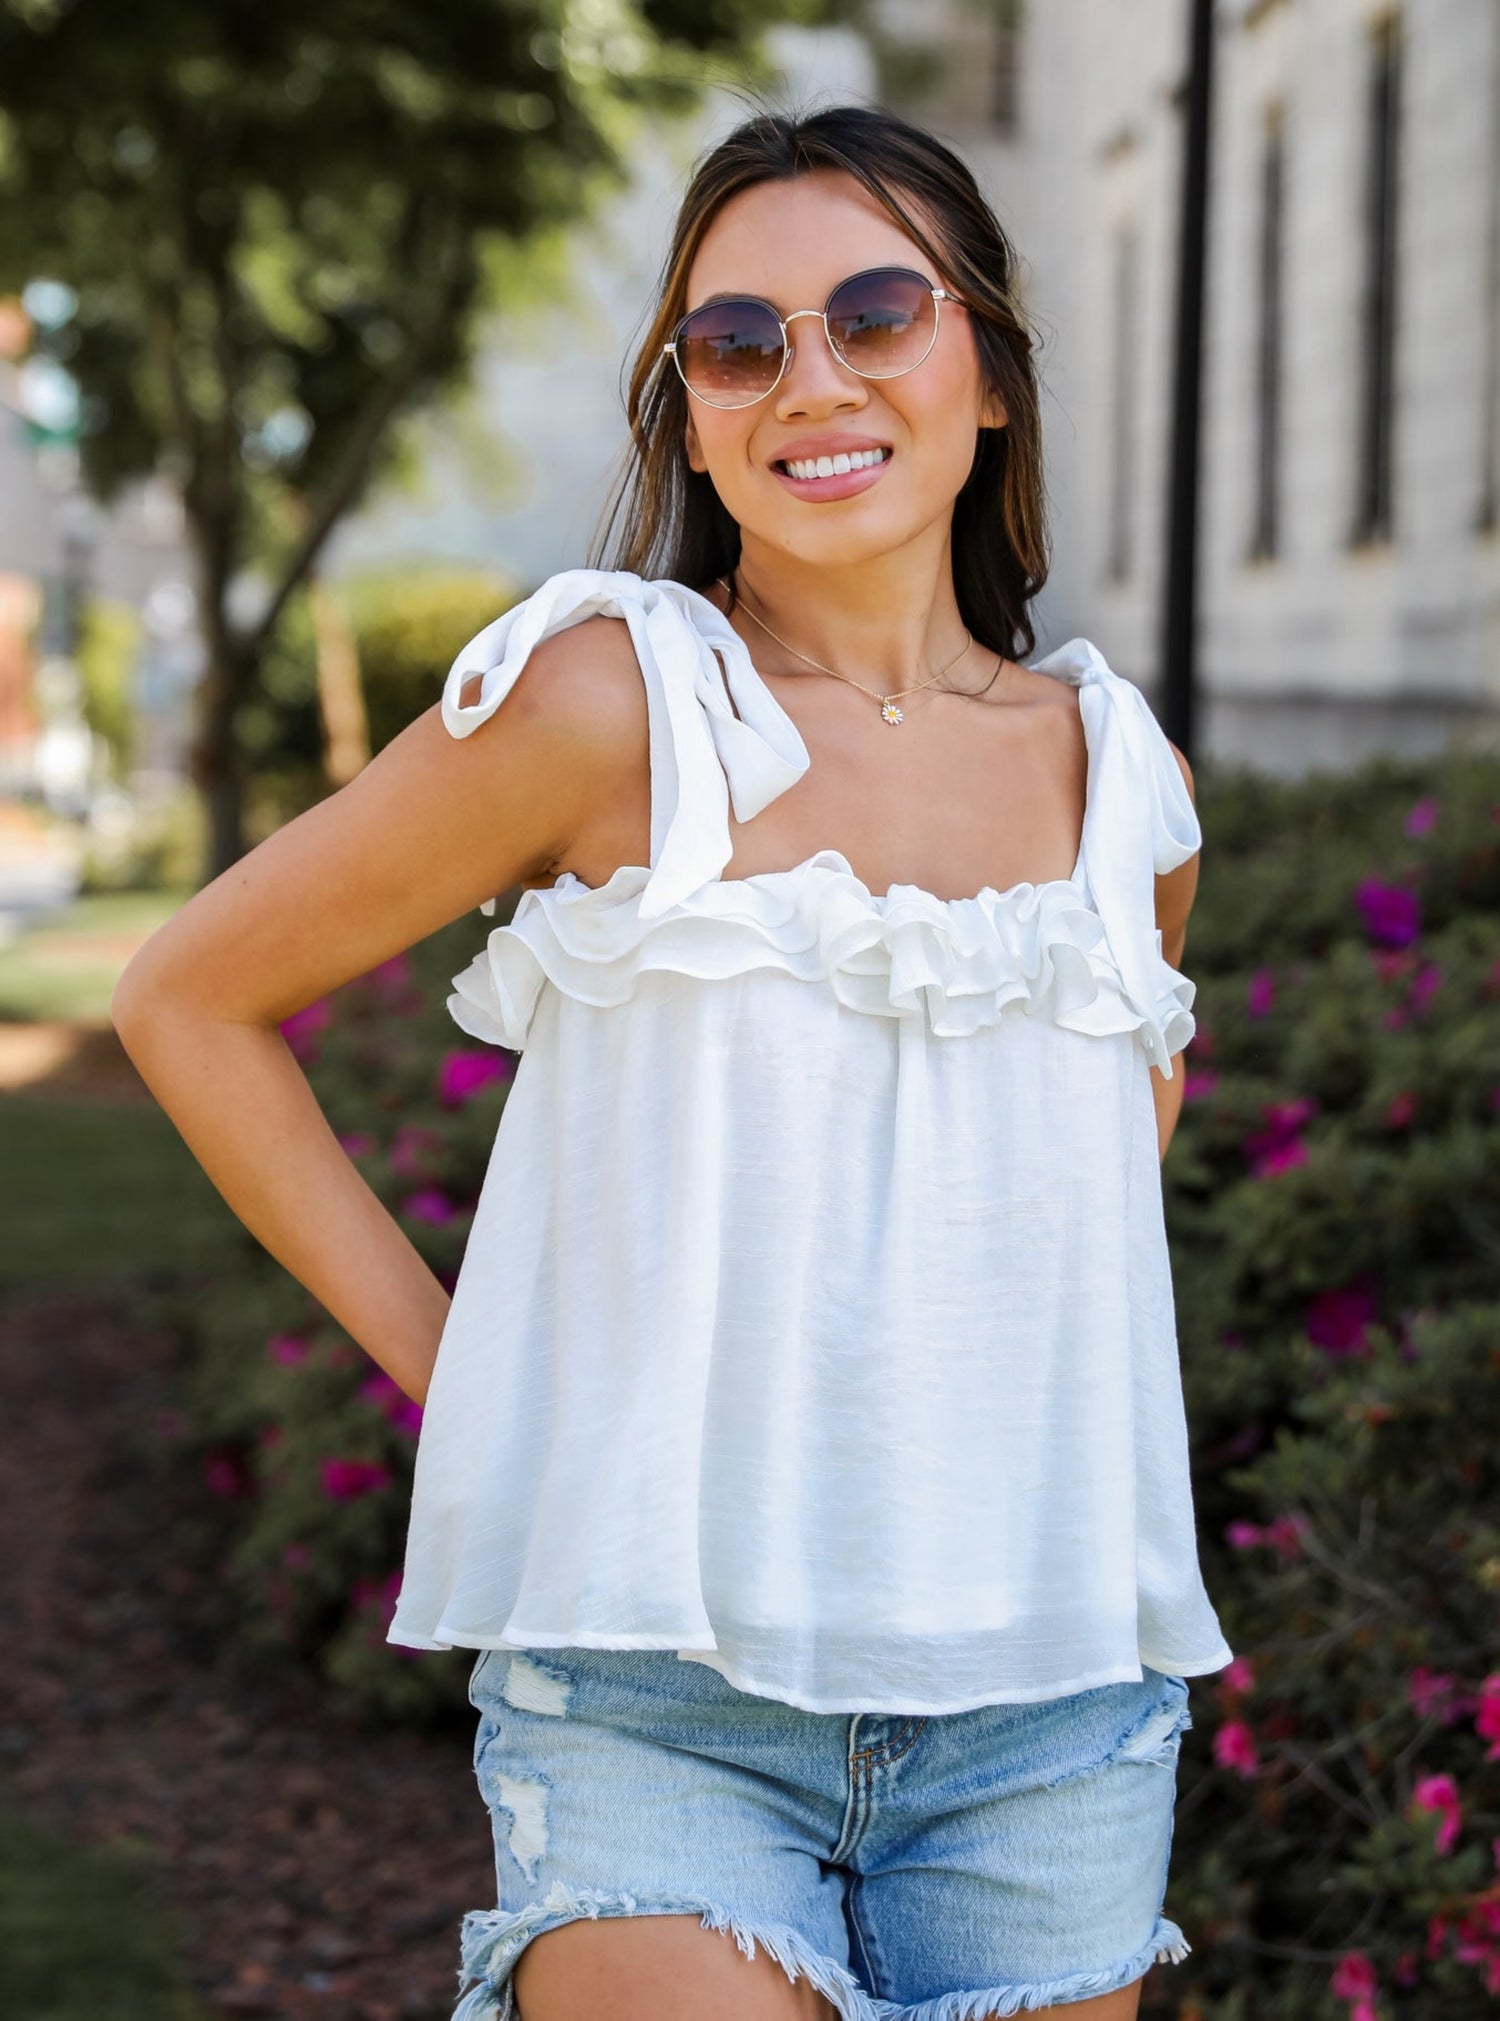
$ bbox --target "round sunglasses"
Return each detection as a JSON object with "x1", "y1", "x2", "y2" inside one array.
[{"x1": 662, "y1": 264, "x2": 969, "y2": 410}]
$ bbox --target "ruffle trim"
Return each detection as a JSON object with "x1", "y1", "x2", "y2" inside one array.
[{"x1": 446, "y1": 848, "x2": 1196, "y2": 1058}]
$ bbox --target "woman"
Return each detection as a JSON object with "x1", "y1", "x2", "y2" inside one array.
[{"x1": 114, "y1": 104, "x2": 1233, "y2": 2021}]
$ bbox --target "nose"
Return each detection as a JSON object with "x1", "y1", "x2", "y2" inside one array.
[{"x1": 774, "y1": 310, "x2": 867, "y2": 419}]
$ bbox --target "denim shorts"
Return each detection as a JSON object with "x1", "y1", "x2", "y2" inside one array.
[{"x1": 451, "y1": 1645, "x2": 1196, "y2": 2020}]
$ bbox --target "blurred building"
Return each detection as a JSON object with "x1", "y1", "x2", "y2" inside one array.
[
  {"x1": 0, "y1": 350, "x2": 200, "y2": 805},
  {"x1": 879, "y1": 0, "x2": 1500, "y2": 765}
]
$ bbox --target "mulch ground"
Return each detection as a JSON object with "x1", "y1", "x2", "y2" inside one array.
[{"x1": 0, "y1": 1287, "x2": 495, "y2": 2021}]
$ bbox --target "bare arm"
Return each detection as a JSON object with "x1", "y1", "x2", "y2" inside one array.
[
  {"x1": 110, "y1": 616, "x2": 649, "y2": 1405},
  {"x1": 1151, "y1": 738, "x2": 1201, "y2": 1164}
]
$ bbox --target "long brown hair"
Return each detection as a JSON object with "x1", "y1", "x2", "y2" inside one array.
[{"x1": 589, "y1": 102, "x2": 1051, "y2": 659}]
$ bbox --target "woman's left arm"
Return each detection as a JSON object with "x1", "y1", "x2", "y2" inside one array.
[{"x1": 1152, "y1": 739, "x2": 1201, "y2": 1163}]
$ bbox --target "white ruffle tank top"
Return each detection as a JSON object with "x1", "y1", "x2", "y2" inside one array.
[{"x1": 387, "y1": 568, "x2": 1235, "y2": 1715}]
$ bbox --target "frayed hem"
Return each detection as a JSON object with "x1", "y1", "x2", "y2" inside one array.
[
  {"x1": 450, "y1": 1884, "x2": 880, "y2": 2020},
  {"x1": 874, "y1": 1916, "x2": 1193, "y2": 2020}
]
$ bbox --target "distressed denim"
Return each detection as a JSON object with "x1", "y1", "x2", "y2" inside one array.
[{"x1": 452, "y1": 1644, "x2": 1195, "y2": 2020}]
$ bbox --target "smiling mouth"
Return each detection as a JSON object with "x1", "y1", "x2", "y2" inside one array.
[{"x1": 774, "y1": 446, "x2": 893, "y2": 481}]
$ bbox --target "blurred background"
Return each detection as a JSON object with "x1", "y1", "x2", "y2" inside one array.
[{"x1": 1, "y1": 2, "x2": 1498, "y2": 2017}]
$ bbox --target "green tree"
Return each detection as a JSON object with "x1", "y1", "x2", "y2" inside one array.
[{"x1": 0, "y1": 0, "x2": 840, "y2": 880}]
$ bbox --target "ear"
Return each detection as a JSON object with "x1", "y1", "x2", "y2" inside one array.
[
  {"x1": 684, "y1": 408, "x2": 708, "y2": 473},
  {"x1": 979, "y1": 383, "x2": 1009, "y2": 431}
]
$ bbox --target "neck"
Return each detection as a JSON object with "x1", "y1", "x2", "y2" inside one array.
[{"x1": 726, "y1": 528, "x2": 969, "y2": 689}]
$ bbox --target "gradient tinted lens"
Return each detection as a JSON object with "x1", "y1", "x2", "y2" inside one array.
[
  {"x1": 673, "y1": 298, "x2": 785, "y2": 406},
  {"x1": 826, "y1": 268, "x2": 937, "y2": 377}
]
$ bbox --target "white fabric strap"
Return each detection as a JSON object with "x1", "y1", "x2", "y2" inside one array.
[
  {"x1": 441, "y1": 569, "x2": 810, "y2": 919},
  {"x1": 1029, "y1": 637, "x2": 1202, "y2": 1076}
]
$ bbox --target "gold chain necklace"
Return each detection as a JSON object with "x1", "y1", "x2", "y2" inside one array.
[{"x1": 717, "y1": 573, "x2": 974, "y2": 726}]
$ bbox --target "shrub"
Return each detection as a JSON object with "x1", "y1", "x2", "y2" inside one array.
[{"x1": 1162, "y1": 750, "x2": 1500, "y2": 2016}]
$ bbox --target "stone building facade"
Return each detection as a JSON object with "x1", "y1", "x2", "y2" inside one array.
[{"x1": 879, "y1": 0, "x2": 1500, "y2": 765}]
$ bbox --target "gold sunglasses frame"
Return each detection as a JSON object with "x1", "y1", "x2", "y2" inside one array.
[{"x1": 661, "y1": 265, "x2": 970, "y2": 410}]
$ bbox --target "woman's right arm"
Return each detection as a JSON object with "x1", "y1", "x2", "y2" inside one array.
[{"x1": 110, "y1": 616, "x2": 647, "y2": 1405}]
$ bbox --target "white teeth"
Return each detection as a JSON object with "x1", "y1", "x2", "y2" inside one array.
[{"x1": 782, "y1": 447, "x2": 889, "y2": 480}]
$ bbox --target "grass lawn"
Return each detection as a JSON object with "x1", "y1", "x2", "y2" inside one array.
[
  {"x1": 0, "y1": 1092, "x2": 241, "y2": 1293},
  {"x1": 0, "y1": 888, "x2": 238, "y2": 2010},
  {"x1": 0, "y1": 1787, "x2": 211, "y2": 2020},
  {"x1": 0, "y1": 889, "x2": 188, "y2": 1023}
]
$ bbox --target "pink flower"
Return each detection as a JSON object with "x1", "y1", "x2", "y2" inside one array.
[
  {"x1": 1183, "y1": 1069, "x2": 1218, "y2": 1102},
  {"x1": 1355, "y1": 878, "x2": 1421, "y2": 947},
  {"x1": 1412, "y1": 1772, "x2": 1463, "y2": 1855},
  {"x1": 1253, "y1": 1139, "x2": 1308, "y2": 1177},
  {"x1": 368, "y1": 953, "x2": 414, "y2": 998},
  {"x1": 358, "y1": 1370, "x2": 425, "y2": 1437},
  {"x1": 350, "y1": 1569, "x2": 404, "y2": 1622},
  {"x1": 1393, "y1": 1948, "x2": 1419, "y2": 1988},
  {"x1": 202, "y1": 1448, "x2": 253, "y2": 1498},
  {"x1": 1221, "y1": 1655, "x2": 1256, "y2": 1696},
  {"x1": 402, "y1": 1187, "x2": 458, "y2": 1225},
  {"x1": 1225, "y1": 1520, "x2": 1264, "y2": 1549},
  {"x1": 1213, "y1": 1718, "x2": 1260, "y2": 1777},
  {"x1": 1246, "y1": 967, "x2": 1276, "y2": 1019},
  {"x1": 1244, "y1": 1096, "x2": 1318, "y2": 1177},
  {"x1": 1408, "y1": 1667, "x2": 1463, "y2": 1726},
  {"x1": 1306, "y1": 1285, "x2": 1379, "y2": 1359},
  {"x1": 388, "y1": 1123, "x2": 444, "y2": 1180},
  {"x1": 1474, "y1": 1673, "x2": 1500, "y2": 1761},
  {"x1": 337, "y1": 1131, "x2": 375, "y2": 1158},
  {"x1": 438, "y1": 1048, "x2": 515, "y2": 1107},
  {"x1": 280, "y1": 998, "x2": 332, "y2": 1062},
  {"x1": 1407, "y1": 961, "x2": 1444, "y2": 1014},
  {"x1": 1404, "y1": 795, "x2": 1440, "y2": 837},
  {"x1": 1371, "y1": 949, "x2": 1418, "y2": 982},
  {"x1": 320, "y1": 1457, "x2": 394, "y2": 1501},
  {"x1": 266, "y1": 1332, "x2": 309, "y2": 1366},
  {"x1": 1263, "y1": 1512, "x2": 1311, "y2": 1561},
  {"x1": 1331, "y1": 1949, "x2": 1380, "y2": 2018},
  {"x1": 348, "y1": 1569, "x2": 420, "y2": 1655},
  {"x1": 1383, "y1": 1091, "x2": 1417, "y2": 1129}
]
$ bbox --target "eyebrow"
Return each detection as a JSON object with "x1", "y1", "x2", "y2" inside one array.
[
  {"x1": 686, "y1": 289, "x2": 777, "y2": 312},
  {"x1": 683, "y1": 269, "x2": 939, "y2": 316}
]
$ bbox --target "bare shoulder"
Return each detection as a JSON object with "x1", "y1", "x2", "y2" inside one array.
[{"x1": 455, "y1": 611, "x2": 648, "y2": 755}]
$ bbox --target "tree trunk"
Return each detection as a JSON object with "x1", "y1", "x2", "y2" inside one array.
[
  {"x1": 309, "y1": 574, "x2": 370, "y2": 787},
  {"x1": 188, "y1": 623, "x2": 254, "y2": 888}
]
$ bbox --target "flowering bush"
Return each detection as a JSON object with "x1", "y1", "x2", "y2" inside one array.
[
  {"x1": 156, "y1": 923, "x2": 520, "y2": 1726},
  {"x1": 1163, "y1": 746, "x2": 1500, "y2": 2015},
  {"x1": 156, "y1": 742, "x2": 1500, "y2": 2011}
]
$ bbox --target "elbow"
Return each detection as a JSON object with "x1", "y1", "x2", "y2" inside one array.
[{"x1": 110, "y1": 950, "x2": 171, "y2": 1057}]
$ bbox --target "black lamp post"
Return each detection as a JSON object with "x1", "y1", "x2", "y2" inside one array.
[{"x1": 1159, "y1": 0, "x2": 1217, "y2": 758}]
